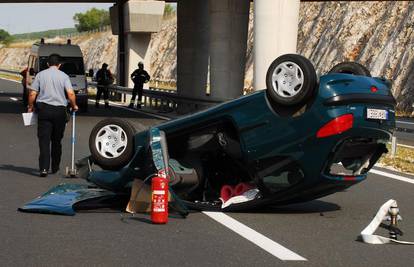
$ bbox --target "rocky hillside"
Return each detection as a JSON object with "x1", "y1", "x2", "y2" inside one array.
[
  {"x1": 0, "y1": 33, "x2": 118, "y2": 73},
  {"x1": 298, "y1": 1, "x2": 414, "y2": 111},
  {"x1": 1, "y1": 1, "x2": 414, "y2": 111}
]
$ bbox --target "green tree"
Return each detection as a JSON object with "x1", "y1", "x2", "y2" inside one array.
[
  {"x1": 73, "y1": 8, "x2": 110, "y2": 32},
  {"x1": 0, "y1": 29, "x2": 13, "y2": 45},
  {"x1": 164, "y1": 4, "x2": 175, "y2": 17}
]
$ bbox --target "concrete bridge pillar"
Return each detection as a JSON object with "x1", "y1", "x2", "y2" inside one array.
[
  {"x1": 177, "y1": 0, "x2": 250, "y2": 107},
  {"x1": 110, "y1": 0, "x2": 164, "y2": 88},
  {"x1": 253, "y1": 0, "x2": 300, "y2": 90},
  {"x1": 177, "y1": 0, "x2": 210, "y2": 101},
  {"x1": 209, "y1": 0, "x2": 250, "y2": 101}
]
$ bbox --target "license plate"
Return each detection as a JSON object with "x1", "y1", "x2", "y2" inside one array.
[{"x1": 366, "y1": 108, "x2": 388, "y2": 120}]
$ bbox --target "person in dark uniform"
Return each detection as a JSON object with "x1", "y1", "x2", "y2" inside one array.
[
  {"x1": 27, "y1": 54, "x2": 78, "y2": 177},
  {"x1": 95, "y1": 63, "x2": 113, "y2": 109},
  {"x1": 129, "y1": 61, "x2": 150, "y2": 109},
  {"x1": 20, "y1": 67, "x2": 28, "y2": 107}
]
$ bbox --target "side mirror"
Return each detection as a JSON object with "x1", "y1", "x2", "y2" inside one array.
[{"x1": 29, "y1": 68, "x2": 35, "y2": 76}]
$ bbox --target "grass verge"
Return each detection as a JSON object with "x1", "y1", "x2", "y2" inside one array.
[
  {"x1": 0, "y1": 73, "x2": 20, "y2": 81},
  {"x1": 378, "y1": 144, "x2": 414, "y2": 175}
]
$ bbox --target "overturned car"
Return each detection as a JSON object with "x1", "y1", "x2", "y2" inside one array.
[{"x1": 20, "y1": 54, "x2": 396, "y2": 215}]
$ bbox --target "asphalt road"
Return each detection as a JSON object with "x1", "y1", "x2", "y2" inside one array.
[
  {"x1": 1, "y1": 78, "x2": 414, "y2": 266},
  {"x1": 396, "y1": 118, "x2": 414, "y2": 147}
]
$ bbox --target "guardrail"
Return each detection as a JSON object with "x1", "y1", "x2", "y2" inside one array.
[
  {"x1": 88, "y1": 82, "x2": 223, "y2": 112},
  {"x1": 0, "y1": 68, "x2": 20, "y2": 76}
]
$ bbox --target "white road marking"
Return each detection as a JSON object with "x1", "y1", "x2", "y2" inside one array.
[
  {"x1": 396, "y1": 120, "x2": 414, "y2": 125},
  {"x1": 88, "y1": 99, "x2": 171, "y2": 120},
  {"x1": 203, "y1": 211, "x2": 307, "y2": 261},
  {"x1": 370, "y1": 168, "x2": 414, "y2": 184},
  {"x1": 10, "y1": 97, "x2": 18, "y2": 101}
]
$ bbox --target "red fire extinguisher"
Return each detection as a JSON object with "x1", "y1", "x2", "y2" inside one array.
[{"x1": 151, "y1": 175, "x2": 169, "y2": 224}]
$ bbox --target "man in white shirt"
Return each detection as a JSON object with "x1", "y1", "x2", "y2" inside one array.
[{"x1": 27, "y1": 53, "x2": 78, "y2": 177}]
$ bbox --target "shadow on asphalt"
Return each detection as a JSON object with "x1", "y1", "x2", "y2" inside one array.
[
  {"x1": 250, "y1": 200, "x2": 340, "y2": 214},
  {"x1": 76, "y1": 105, "x2": 155, "y2": 119},
  {"x1": 121, "y1": 215, "x2": 153, "y2": 224},
  {"x1": 0, "y1": 99, "x2": 26, "y2": 114},
  {"x1": 0, "y1": 164, "x2": 38, "y2": 177},
  {"x1": 0, "y1": 92, "x2": 22, "y2": 98}
]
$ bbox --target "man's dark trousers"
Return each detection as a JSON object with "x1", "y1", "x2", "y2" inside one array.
[
  {"x1": 131, "y1": 84, "x2": 143, "y2": 105},
  {"x1": 37, "y1": 103, "x2": 67, "y2": 171},
  {"x1": 96, "y1": 86, "x2": 109, "y2": 103}
]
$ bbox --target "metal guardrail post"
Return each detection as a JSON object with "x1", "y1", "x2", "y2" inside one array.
[{"x1": 391, "y1": 135, "x2": 397, "y2": 158}]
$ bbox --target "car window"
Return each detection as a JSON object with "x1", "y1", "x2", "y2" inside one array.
[
  {"x1": 39, "y1": 56, "x2": 85, "y2": 75},
  {"x1": 39, "y1": 57, "x2": 48, "y2": 71},
  {"x1": 34, "y1": 58, "x2": 39, "y2": 72},
  {"x1": 60, "y1": 57, "x2": 85, "y2": 75},
  {"x1": 28, "y1": 55, "x2": 34, "y2": 69}
]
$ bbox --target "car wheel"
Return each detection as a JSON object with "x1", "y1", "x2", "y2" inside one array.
[
  {"x1": 89, "y1": 119, "x2": 136, "y2": 170},
  {"x1": 266, "y1": 54, "x2": 317, "y2": 106},
  {"x1": 329, "y1": 62, "x2": 371, "y2": 77}
]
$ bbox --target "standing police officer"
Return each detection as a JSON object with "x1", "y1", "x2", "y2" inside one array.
[
  {"x1": 27, "y1": 54, "x2": 78, "y2": 177},
  {"x1": 129, "y1": 61, "x2": 150, "y2": 109},
  {"x1": 95, "y1": 63, "x2": 113, "y2": 109}
]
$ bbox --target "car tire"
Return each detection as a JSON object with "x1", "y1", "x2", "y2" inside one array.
[
  {"x1": 266, "y1": 54, "x2": 317, "y2": 106},
  {"x1": 89, "y1": 119, "x2": 136, "y2": 170},
  {"x1": 328, "y1": 62, "x2": 371, "y2": 77}
]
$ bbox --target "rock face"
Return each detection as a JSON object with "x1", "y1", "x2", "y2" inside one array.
[
  {"x1": 0, "y1": 33, "x2": 118, "y2": 74},
  {"x1": 0, "y1": 47, "x2": 30, "y2": 70},
  {"x1": 298, "y1": 1, "x2": 414, "y2": 111},
  {"x1": 1, "y1": 2, "x2": 414, "y2": 111}
]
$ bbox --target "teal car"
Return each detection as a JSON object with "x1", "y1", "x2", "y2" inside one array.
[{"x1": 20, "y1": 55, "x2": 396, "y2": 214}]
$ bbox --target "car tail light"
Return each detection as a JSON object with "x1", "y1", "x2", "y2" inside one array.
[
  {"x1": 317, "y1": 114, "x2": 354, "y2": 138},
  {"x1": 370, "y1": 86, "x2": 378, "y2": 93}
]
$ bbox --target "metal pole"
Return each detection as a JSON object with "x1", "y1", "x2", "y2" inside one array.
[
  {"x1": 71, "y1": 112, "x2": 76, "y2": 170},
  {"x1": 391, "y1": 135, "x2": 397, "y2": 158}
]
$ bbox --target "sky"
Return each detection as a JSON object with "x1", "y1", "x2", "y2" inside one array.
[{"x1": 0, "y1": 3, "x2": 113, "y2": 34}]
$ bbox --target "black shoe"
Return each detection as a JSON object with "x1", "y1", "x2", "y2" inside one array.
[
  {"x1": 51, "y1": 168, "x2": 59, "y2": 174},
  {"x1": 95, "y1": 103, "x2": 99, "y2": 108},
  {"x1": 137, "y1": 104, "x2": 141, "y2": 109},
  {"x1": 105, "y1": 103, "x2": 110, "y2": 109},
  {"x1": 39, "y1": 169, "x2": 48, "y2": 177},
  {"x1": 128, "y1": 103, "x2": 134, "y2": 109}
]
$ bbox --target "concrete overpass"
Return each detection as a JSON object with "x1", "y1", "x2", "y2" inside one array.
[{"x1": 0, "y1": 0, "x2": 399, "y2": 111}]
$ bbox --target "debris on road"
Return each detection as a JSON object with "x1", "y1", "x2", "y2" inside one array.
[{"x1": 360, "y1": 199, "x2": 414, "y2": 245}]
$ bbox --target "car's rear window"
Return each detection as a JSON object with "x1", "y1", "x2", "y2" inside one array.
[{"x1": 39, "y1": 56, "x2": 85, "y2": 75}]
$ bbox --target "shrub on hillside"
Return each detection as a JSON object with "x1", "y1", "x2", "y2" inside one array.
[
  {"x1": 0, "y1": 29, "x2": 13, "y2": 45},
  {"x1": 74, "y1": 8, "x2": 110, "y2": 32}
]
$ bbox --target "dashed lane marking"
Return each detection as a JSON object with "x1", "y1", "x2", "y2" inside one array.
[
  {"x1": 10, "y1": 97, "x2": 18, "y2": 101},
  {"x1": 203, "y1": 211, "x2": 307, "y2": 261},
  {"x1": 370, "y1": 168, "x2": 414, "y2": 184}
]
